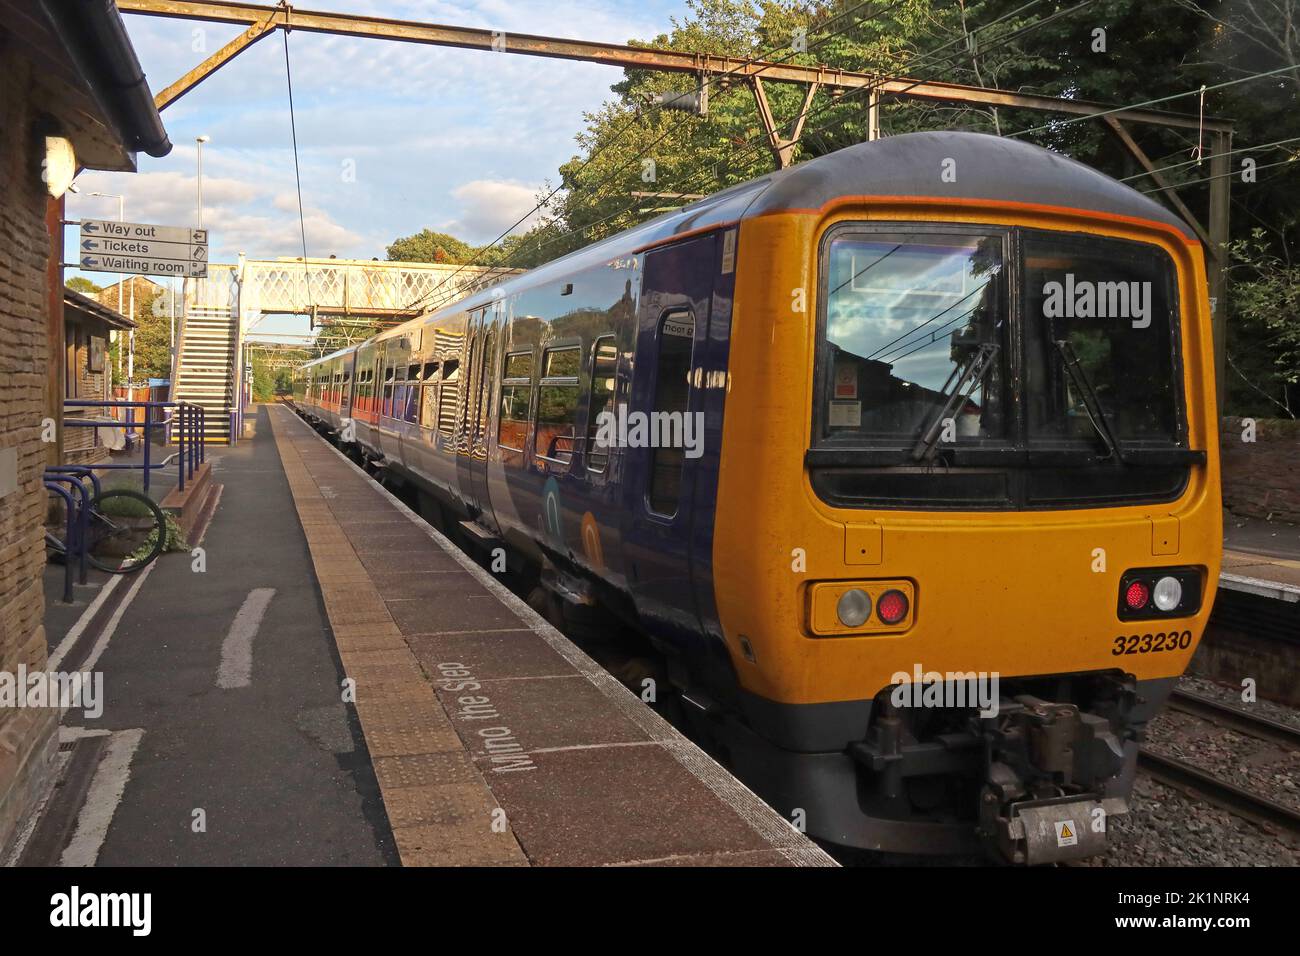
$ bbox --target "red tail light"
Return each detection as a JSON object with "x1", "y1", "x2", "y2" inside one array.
[
  {"x1": 1124, "y1": 580, "x2": 1150, "y2": 611},
  {"x1": 877, "y1": 589, "x2": 909, "y2": 624}
]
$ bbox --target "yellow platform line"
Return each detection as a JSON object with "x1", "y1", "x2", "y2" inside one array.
[{"x1": 266, "y1": 407, "x2": 527, "y2": 866}]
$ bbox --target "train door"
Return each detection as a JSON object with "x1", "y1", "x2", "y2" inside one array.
[
  {"x1": 623, "y1": 232, "x2": 718, "y2": 643},
  {"x1": 340, "y1": 352, "x2": 354, "y2": 420},
  {"x1": 469, "y1": 301, "x2": 499, "y2": 531},
  {"x1": 456, "y1": 307, "x2": 488, "y2": 517}
]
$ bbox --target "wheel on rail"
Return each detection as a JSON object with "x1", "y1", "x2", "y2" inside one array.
[{"x1": 84, "y1": 489, "x2": 168, "y2": 573}]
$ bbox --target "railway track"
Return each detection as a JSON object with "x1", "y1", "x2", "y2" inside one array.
[{"x1": 1138, "y1": 688, "x2": 1300, "y2": 838}]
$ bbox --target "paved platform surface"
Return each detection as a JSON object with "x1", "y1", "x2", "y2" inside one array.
[
  {"x1": 17, "y1": 405, "x2": 395, "y2": 866},
  {"x1": 1219, "y1": 510, "x2": 1300, "y2": 602},
  {"x1": 1220, "y1": 550, "x2": 1300, "y2": 602},
  {"x1": 268, "y1": 405, "x2": 834, "y2": 866}
]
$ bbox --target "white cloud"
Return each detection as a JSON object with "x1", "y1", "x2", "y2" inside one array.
[
  {"x1": 68, "y1": 1, "x2": 693, "y2": 275},
  {"x1": 441, "y1": 179, "x2": 546, "y2": 242}
]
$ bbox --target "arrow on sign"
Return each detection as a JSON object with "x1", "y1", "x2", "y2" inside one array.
[{"x1": 82, "y1": 221, "x2": 100, "y2": 233}]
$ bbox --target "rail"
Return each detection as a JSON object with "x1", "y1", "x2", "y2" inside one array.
[{"x1": 62, "y1": 399, "x2": 207, "y2": 494}]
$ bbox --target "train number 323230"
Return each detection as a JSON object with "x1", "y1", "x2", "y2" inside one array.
[{"x1": 1111, "y1": 631, "x2": 1193, "y2": 655}]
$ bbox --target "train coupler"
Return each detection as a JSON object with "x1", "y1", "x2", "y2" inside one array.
[{"x1": 978, "y1": 692, "x2": 1132, "y2": 864}]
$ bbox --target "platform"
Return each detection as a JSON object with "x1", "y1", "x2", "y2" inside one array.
[
  {"x1": 1219, "y1": 550, "x2": 1300, "y2": 604},
  {"x1": 268, "y1": 406, "x2": 833, "y2": 866}
]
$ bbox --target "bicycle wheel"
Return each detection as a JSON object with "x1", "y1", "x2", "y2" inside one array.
[{"x1": 85, "y1": 489, "x2": 168, "y2": 573}]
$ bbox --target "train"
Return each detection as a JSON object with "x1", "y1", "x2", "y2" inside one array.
[{"x1": 294, "y1": 131, "x2": 1221, "y2": 864}]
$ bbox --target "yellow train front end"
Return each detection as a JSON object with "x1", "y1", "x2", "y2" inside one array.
[{"x1": 710, "y1": 154, "x2": 1221, "y2": 863}]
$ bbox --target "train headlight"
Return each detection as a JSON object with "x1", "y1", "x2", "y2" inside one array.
[
  {"x1": 836, "y1": 589, "x2": 872, "y2": 628},
  {"x1": 1153, "y1": 576, "x2": 1183, "y2": 612},
  {"x1": 808, "y1": 580, "x2": 914, "y2": 636},
  {"x1": 1117, "y1": 567, "x2": 1202, "y2": 620}
]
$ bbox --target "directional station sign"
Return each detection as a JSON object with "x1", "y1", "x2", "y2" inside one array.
[{"x1": 79, "y1": 219, "x2": 209, "y2": 278}]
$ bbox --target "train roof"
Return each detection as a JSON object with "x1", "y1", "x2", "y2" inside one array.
[
  {"x1": 301, "y1": 345, "x2": 357, "y2": 369},
  {"x1": 741, "y1": 130, "x2": 1196, "y2": 239},
  {"x1": 303, "y1": 131, "x2": 1194, "y2": 357}
]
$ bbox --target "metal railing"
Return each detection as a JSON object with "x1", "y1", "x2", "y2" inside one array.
[
  {"x1": 43, "y1": 467, "x2": 93, "y2": 603},
  {"x1": 62, "y1": 399, "x2": 207, "y2": 495}
]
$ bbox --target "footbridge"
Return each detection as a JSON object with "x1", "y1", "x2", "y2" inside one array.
[{"x1": 174, "y1": 256, "x2": 515, "y2": 442}]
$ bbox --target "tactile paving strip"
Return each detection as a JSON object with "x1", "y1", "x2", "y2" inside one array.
[{"x1": 268, "y1": 406, "x2": 837, "y2": 867}]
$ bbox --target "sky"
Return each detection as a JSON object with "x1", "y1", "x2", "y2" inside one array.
[{"x1": 66, "y1": 0, "x2": 692, "y2": 338}]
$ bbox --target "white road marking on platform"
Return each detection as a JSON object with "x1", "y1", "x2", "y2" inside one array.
[
  {"x1": 59, "y1": 726, "x2": 113, "y2": 741},
  {"x1": 48, "y1": 574, "x2": 123, "y2": 672},
  {"x1": 217, "y1": 588, "x2": 276, "y2": 688},
  {"x1": 80, "y1": 561, "x2": 158, "y2": 675},
  {"x1": 59, "y1": 728, "x2": 145, "y2": 867}
]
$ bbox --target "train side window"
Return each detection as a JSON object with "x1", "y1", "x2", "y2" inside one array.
[
  {"x1": 535, "y1": 346, "x2": 581, "y2": 470},
  {"x1": 420, "y1": 362, "x2": 440, "y2": 429},
  {"x1": 393, "y1": 363, "x2": 408, "y2": 420},
  {"x1": 382, "y1": 364, "x2": 395, "y2": 418},
  {"x1": 475, "y1": 332, "x2": 495, "y2": 444},
  {"x1": 586, "y1": 336, "x2": 617, "y2": 473},
  {"x1": 404, "y1": 364, "x2": 420, "y2": 423},
  {"x1": 438, "y1": 360, "x2": 460, "y2": 435},
  {"x1": 648, "y1": 310, "x2": 695, "y2": 517},
  {"x1": 498, "y1": 351, "x2": 533, "y2": 457}
]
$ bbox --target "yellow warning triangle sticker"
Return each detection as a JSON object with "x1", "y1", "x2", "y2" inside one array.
[{"x1": 1059, "y1": 822, "x2": 1073, "y2": 838}]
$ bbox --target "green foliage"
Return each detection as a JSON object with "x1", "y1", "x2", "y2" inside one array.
[
  {"x1": 386, "y1": 229, "x2": 477, "y2": 264},
  {"x1": 249, "y1": 355, "x2": 305, "y2": 401},
  {"x1": 65, "y1": 276, "x2": 102, "y2": 294},
  {"x1": 133, "y1": 286, "x2": 172, "y2": 381},
  {"x1": 251, "y1": 358, "x2": 276, "y2": 402},
  {"x1": 1226, "y1": 229, "x2": 1299, "y2": 417},
  {"x1": 96, "y1": 492, "x2": 156, "y2": 518},
  {"x1": 128, "y1": 511, "x2": 188, "y2": 564}
]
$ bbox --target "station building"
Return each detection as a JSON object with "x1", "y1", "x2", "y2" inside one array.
[{"x1": 0, "y1": 0, "x2": 170, "y2": 855}]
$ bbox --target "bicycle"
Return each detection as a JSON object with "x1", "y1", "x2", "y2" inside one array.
[{"x1": 46, "y1": 485, "x2": 168, "y2": 574}]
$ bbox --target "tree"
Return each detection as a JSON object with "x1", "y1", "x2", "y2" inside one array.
[
  {"x1": 1226, "y1": 229, "x2": 1299, "y2": 417},
  {"x1": 66, "y1": 276, "x2": 102, "y2": 294},
  {"x1": 386, "y1": 229, "x2": 476, "y2": 264},
  {"x1": 498, "y1": 0, "x2": 1056, "y2": 265}
]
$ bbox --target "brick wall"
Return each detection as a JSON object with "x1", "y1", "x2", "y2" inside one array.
[
  {"x1": 1220, "y1": 416, "x2": 1300, "y2": 524},
  {"x1": 0, "y1": 52, "x2": 59, "y2": 856},
  {"x1": 93, "y1": 276, "x2": 163, "y2": 316}
]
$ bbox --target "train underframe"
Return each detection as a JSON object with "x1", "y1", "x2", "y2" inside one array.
[{"x1": 710, "y1": 672, "x2": 1177, "y2": 865}]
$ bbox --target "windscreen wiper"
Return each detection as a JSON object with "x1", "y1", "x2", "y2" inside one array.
[
  {"x1": 1053, "y1": 339, "x2": 1126, "y2": 465},
  {"x1": 911, "y1": 342, "x2": 1000, "y2": 463}
]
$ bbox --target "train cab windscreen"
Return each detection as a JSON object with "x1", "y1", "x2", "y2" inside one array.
[{"x1": 812, "y1": 224, "x2": 1190, "y2": 509}]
